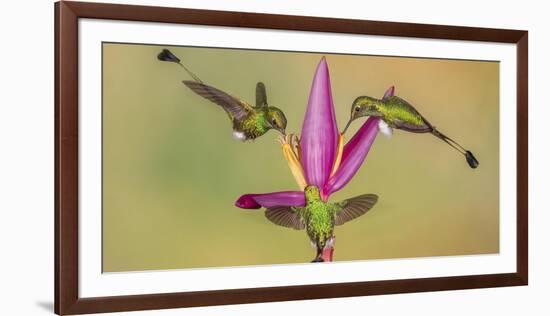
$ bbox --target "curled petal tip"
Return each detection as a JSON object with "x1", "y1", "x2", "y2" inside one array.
[
  {"x1": 235, "y1": 195, "x2": 261, "y2": 209},
  {"x1": 383, "y1": 86, "x2": 395, "y2": 100},
  {"x1": 235, "y1": 191, "x2": 306, "y2": 209}
]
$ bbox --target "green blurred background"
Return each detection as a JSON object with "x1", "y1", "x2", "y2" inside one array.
[{"x1": 102, "y1": 43, "x2": 499, "y2": 272}]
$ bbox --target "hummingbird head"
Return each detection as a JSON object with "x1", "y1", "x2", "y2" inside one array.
[
  {"x1": 304, "y1": 185, "x2": 321, "y2": 202},
  {"x1": 343, "y1": 96, "x2": 383, "y2": 134},
  {"x1": 266, "y1": 107, "x2": 287, "y2": 135},
  {"x1": 351, "y1": 96, "x2": 383, "y2": 120}
]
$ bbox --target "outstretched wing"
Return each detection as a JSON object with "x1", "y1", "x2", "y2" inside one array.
[
  {"x1": 265, "y1": 206, "x2": 305, "y2": 230},
  {"x1": 183, "y1": 80, "x2": 252, "y2": 120},
  {"x1": 334, "y1": 194, "x2": 378, "y2": 226},
  {"x1": 255, "y1": 82, "x2": 268, "y2": 108}
]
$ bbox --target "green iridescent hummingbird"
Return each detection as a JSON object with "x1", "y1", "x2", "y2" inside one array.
[
  {"x1": 157, "y1": 49, "x2": 287, "y2": 141},
  {"x1": 343, "y1": 86, "x2": 479, "y2": 169},
  {"x1": 265, "y1": 186, "x2": 378, "y2": 262}
]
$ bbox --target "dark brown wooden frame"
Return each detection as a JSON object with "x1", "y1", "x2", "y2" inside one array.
[{"x1": 55, "y1": 1, "x2": 528, "y2": 314}]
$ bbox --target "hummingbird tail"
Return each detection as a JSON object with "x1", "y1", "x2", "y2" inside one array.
[
  {"x1": 157, "y1": 49, "x2": 204, "y2": 83},
  {"x1": 431, "y1": 129, "x2": 479, "y2": 169},
  {"x1": 177, "y1": 62, "x2": 204, "y2": 84}
]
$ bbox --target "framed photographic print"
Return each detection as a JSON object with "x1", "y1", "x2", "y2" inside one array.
[{"x1": 55, "y1": 1, "x2": 528, "y2": 315}]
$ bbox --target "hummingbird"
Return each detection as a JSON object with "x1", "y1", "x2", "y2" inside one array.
[
  {"x1": 343, "y1": 87, "x2": 479, "y2": 169},
  {"x1": 157, "y1": 48, "x2": 288, "y2": 141},
  {"x1": 264, "y1": 186, "x2": 378, "y2": 262}
]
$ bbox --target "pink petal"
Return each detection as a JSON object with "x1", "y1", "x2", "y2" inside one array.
[
  {"x1": 321, "y1": 247, "x2": 334, "y2": 262},
  {"x1": 300, "y1": 57, "x2": 339, "y2": 188},
  {"x1": 235, "y1": 191, "x2": 306, "y2": 209},
  {"x1": 382, "y1": 85, "x2": 395, "y2": 100},
  {"x1": 323, "y1": 117, "x2": 380, "y2": 196},
  {"x1": 321, "y1": 236, "x2": 335, "y2": 262}
]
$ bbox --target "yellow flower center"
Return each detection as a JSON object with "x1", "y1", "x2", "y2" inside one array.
[
  {"x1": 278, "y1": 134, "x2": 307, "y2": 190},
  {"x1": 278, "y1": 133, "x2": 345, "y2": 190},
  {"x1": 330, "y1": 133, "x2": 344, "y2": 177}
]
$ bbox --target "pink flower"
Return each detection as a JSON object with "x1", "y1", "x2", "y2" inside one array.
[{"x1": 235, "y1": 58, "x2": 392, "y2": 261}]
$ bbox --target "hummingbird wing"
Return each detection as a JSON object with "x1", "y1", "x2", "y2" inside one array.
[
  {"x1": 334, "y1": 194, "x2": 378, "y2": 226},
  {"x1": 386, "y1": 96, "x2": 433, "y2": 132},
  {"x1": 183, "y1": 81, "x2": 252, "y2": 121},
  {"x1": 255, "y1": 82, "x2": 268, "y2": 108},
  {"x1": 265, "y1": 206, "x2": 305, "y2": 230},
  {"x1": 393, "y1": 118, "x2": 432, "y2": 133}
]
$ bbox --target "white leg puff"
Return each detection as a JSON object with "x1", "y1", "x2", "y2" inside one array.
[
  {"x1": 378, "y1": 120, "x2": 393, "y2": 138},
  {"x1": 232, "y1": 131, "x2": 246, "y2": 141}
]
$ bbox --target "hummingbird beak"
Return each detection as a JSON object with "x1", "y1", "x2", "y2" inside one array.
[
  {"x1": 342, "y1": 119, "x2": 352, "y2": 135},
  {"x1": 274, "y1": 126, "x2": 286, "y2": 136}
]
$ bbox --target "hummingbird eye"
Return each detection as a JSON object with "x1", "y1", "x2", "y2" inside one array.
[
  {"x1": 272, "y1": 118, "x2": 277, "y2": 125},
  {"x1": 355, "y1": 106, "x2": 361, "y2": 112}
]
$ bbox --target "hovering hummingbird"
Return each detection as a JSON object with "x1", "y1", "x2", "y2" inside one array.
[
  {"x1": 265, "y1": 185, "x2": 378, "y2": 262},
  {"x1": 343, "y1": 87, "x2": 479, "y2": 169},
  {"x1": 157, "y1": 49, "x2": 288, "y2": 141}
]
